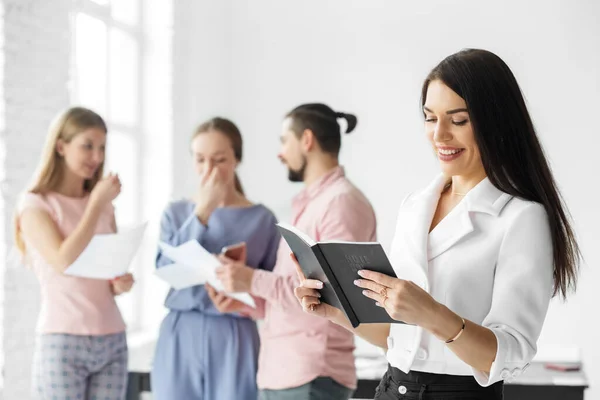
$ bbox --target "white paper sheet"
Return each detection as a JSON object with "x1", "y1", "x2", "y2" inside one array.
[
  {"x1": 156, "y1": 240, "x2": 256, "y2": 308},
  {"x1": 154, "y1": 262, "x2": 212, "y2": 290},
  {"x1": 65, "y1": 222, "x2": 148, "y2": 279}
]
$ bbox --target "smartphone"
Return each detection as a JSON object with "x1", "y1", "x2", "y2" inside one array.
[{"x1": 221, "y1": 242, "x2": 247, "y2": 262}]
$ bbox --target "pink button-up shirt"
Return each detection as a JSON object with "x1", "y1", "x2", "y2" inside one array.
[{"x1": 251, "y1": 166, "x2": 377, "y2": 390}]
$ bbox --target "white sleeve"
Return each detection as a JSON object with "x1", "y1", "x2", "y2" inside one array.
[{"x1": 472, "y1": 202, "x2": 554, "y2": 386}]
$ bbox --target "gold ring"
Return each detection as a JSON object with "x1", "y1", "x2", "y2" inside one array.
[{"x1": 380, "y1": 287, "x2": 388, "y2": 297}]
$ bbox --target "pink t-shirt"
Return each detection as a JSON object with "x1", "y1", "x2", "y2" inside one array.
[{"x1": 17, "y1": 192, "x2": 126, "y2": 335}]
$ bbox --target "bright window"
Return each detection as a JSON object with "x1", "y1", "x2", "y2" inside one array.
[{"x1": 71, "y1": 0, "x2": 143, "y2": 331}]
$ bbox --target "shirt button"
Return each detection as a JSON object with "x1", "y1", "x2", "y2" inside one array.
[
  {"x1": 398, "y1": 385, "x2": 407, "y2": 394},
  {"x1": 501, "y1": 369, "x2": 511, "y2": 379},
  {"x1": 416, "y1": 348, "x2": 428, "y2": 360}
]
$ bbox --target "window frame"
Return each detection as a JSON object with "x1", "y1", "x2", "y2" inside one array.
[{"x1": 71, "y1": 0, "x2": 145, "y2": 332}]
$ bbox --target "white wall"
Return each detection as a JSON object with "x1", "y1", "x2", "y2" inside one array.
[
  {"x1": 0, "y1": 1, "x2": 72, "y2": 397},
  {"x1": 136, "y1": 0, "x2": 175, "y2": 333},
  {"x1": 174, "y1": 1, "x2": 600, "y2": 398},
  {"x1": 0, "y1": 1, "x2": 175, "y2": 397},
  {"x1": 171, "y1": 0, "x2": 232, "y2": 200}
]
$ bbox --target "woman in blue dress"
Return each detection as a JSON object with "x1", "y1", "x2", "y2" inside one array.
[{"x1": 151, "y1": 117, "x2": 280, "y2": 400}]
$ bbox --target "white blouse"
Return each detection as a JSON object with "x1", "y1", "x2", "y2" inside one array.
[{"x1": 385, "y1": 174, "x2": 554, "y2": 386}]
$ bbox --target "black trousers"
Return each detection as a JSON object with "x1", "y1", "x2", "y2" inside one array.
[{"x1": 374, "y1": 365, "x2": 504, "y2": 400}]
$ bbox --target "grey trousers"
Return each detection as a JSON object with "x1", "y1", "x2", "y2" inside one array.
[
  {"x1": 259, "y1": 377, "x2": 354, "y2": 400},
  {"x1": 32, "y1": 332, "x2": 128, "y2": 400}
]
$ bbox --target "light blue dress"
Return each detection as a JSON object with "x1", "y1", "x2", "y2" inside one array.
[{"x1": 151, "y1": 200, "x2": 280, "y2": 400}]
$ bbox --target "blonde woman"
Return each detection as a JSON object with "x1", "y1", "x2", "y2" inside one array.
[{"x1": 15, "y1": 107, "x2": 134, "y2": 400}]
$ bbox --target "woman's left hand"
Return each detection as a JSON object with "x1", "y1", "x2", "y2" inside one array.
[
  {"x1": 354, "y1": 270, "x2": 441, "y2": 327},
  {"x1": 111, "y1": 273, "x2": 135, "y2": 295}
]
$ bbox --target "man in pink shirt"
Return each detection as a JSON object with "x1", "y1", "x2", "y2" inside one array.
[{"x1": 217, "y1": 103, "x2": 377, "y2": 399}]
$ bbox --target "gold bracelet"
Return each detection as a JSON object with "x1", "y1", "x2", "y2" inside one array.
[{"x1": 445, "y1": 318, "x2": 466, "y2": 344}]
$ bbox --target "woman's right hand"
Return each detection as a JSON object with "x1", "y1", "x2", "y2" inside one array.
[
  {"x1": 90, "y1": 173, "x2": 121, "y2": 209},
  {"x1": 193, "y1": 168, "x2": 227, "y2": 222},
  {"x1": 292, "y1": 253, "x2": 343, "y2": 322},
  {"x1": 205, "y1": 283, "x2": 247, "y2": 314}
]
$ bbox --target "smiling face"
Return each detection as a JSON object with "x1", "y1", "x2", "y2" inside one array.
[
  {"x1": 57, "y1": 127, "x2": 106, "y2": 180},
  {"x1": 423, "y1": 80, "x2": 484, "y2": 180}
]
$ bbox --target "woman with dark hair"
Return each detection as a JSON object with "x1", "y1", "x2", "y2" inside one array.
[
  {"x1": 151, "y1": 117, "x2": 281, "y2": 399},
  {"x1": 293, "y1": 49, "x2": 581, "y2": 399}
]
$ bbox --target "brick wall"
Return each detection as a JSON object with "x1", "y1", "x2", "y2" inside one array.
[{"x1": 0, "y1": 0, "x2": 72, "y2": 398}]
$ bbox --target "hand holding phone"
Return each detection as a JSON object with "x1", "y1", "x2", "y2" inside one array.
[
  {"x1": 221, "y1": 242, "x2": 247, "y2": 263},
  {"x1": 216, "y1": 242, "x2": 254, "y2": 293}
]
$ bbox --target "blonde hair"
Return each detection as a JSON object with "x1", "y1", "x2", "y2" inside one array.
[{"x1": 14, "y1": 107, "x2": 108, "y2": 255}]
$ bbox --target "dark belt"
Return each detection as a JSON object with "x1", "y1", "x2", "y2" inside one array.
[{"x1": 377, "y1": 365, "x2": 503, "y2": 399}]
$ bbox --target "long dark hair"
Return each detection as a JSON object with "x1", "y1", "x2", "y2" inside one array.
[
  {"x1": 422, "y1": 49, "x2": 580, "y2": 299},
  {"x1": 193, "y1": 117, "x2": 244, "y2": 194},
  {"x1": 286, "y1": 103, "x2": 357, "y2": 156}
]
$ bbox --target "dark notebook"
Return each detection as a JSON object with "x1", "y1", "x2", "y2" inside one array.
[{"x1": 277, "y1": 222, "x2": 403, "y2": 328}]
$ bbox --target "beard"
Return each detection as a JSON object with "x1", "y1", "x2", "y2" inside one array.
[{"x1": 287, "y1": 156, "x2": 307, "y2": 182}]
